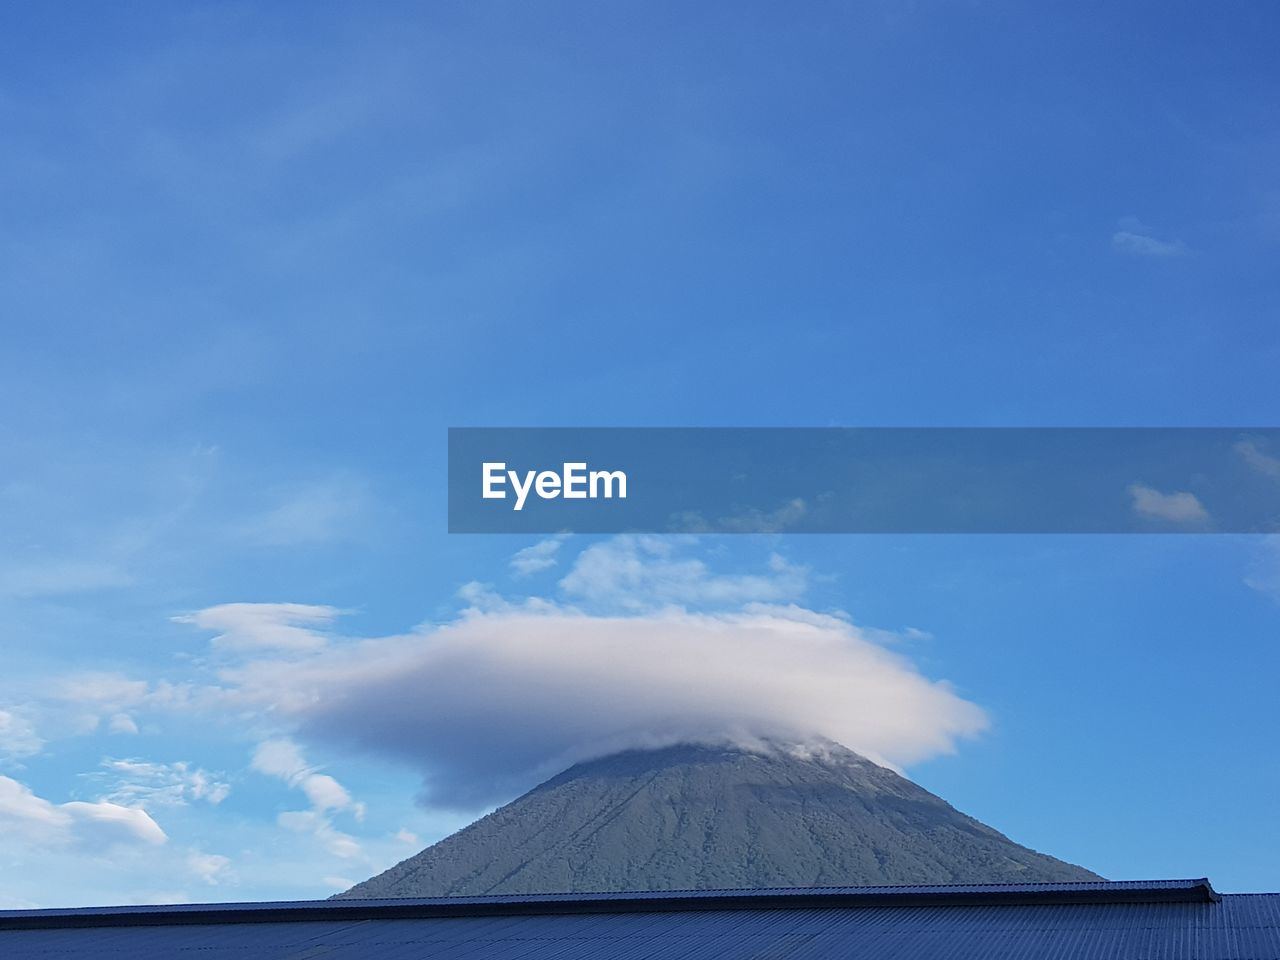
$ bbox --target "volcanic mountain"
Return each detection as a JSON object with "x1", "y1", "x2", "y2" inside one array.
[{"x1": 340, "y1": 742, "x2": 1098, "y2": 898}]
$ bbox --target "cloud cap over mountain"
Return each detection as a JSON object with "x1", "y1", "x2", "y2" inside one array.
[{"x1": 221, "y1": 595, "x2": 988, "y2": 809}]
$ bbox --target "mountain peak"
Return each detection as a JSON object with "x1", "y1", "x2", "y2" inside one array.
[{"x1": 340, "y1": 742, "x2": 1099, "y2": 898}]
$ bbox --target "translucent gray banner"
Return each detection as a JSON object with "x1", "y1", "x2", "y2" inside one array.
[{"x1": 447, "y1": 428, "x2": 1280, "y2": 534}]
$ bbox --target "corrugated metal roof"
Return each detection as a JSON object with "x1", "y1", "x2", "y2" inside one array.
[{"x1": 1, "y1": 881, "x2": 1276, "y2": 959}]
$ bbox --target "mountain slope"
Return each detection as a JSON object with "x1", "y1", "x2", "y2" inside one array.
[{"x1": 341, "y1": 742, "x2": 1099, "y2": 897}]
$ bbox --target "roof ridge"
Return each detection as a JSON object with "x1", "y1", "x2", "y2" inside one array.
[{"x1": 0, "y1": 879, "x2": 1223, "y2": 930}]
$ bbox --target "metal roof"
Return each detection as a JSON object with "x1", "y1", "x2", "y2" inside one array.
[{"x1": 2, "y1": 880, "x2": 1277, "y2": 959}]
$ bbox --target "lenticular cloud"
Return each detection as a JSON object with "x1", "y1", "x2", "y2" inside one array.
[{"x1": 221, "y1": 602, "x2": 988, "y2": 809}]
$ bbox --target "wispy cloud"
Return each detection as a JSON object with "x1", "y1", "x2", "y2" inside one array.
[
  {"x1": 252, "y1": 739, "x2": 364, "y2": 857},
  {"x1": 172, "y1": 603, "x2": 342, "y2": 653},
  {"x1": 108, "y1": 713, "x2": 140, "y2": 735},
  {"x1": 92, "y1": 758, "x2": 231, "y2": 807},
  {"x1": 234, "y1": 478, "x2": 373, "y2": 547},
  {"x1": 558, "y1": 536, "x2": 809, "y2": 611},
  {"x1": 1245, "y1": 536, "x2": 1280, "y2": 602},
  {"x1": 1236, "y1": 438, "x2": 1280, "y2": 481},
  {"x1": 1111, "y1": 218, "x2": 1186, "y2": 257},
  {"x1": 672, "y1": 498, "x2": 809, "y2": 534},
  {"x1": 0, "y1": 708, "x2": 43, "y2": 758},
  {"x1": 187, "y1": 851, "x2": 233, "y2": 886},
  {"x1": 509, "y1": 536, "x2": 566, "y2": 576},
  {"x1": 252, "y1": 739, "x2": 357, "y2": 813},
  {"x1": 1237, "y1": 443, "x2": 1280, "y2": 599},
  {"x1": 2, "y1": 673, "x2": 196, "y2": 754},
  {"x1": 1128, "y1": 482, "x2": 1209, "y2": 525},
  {"x1": 0, "y1": 559, "x2": 134, "y2": 600},
  {"x1": 1112, "y1": 231, "x2": 1186, "y2": 257}
]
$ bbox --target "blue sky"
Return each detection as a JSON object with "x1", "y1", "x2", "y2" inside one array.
[{"x1": 1, "y1": 2, "x2": 1279, "y2": 906}]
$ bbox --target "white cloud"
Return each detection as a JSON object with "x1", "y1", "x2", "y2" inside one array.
[
  {"x1": 108, "y1": 713, "x2": 139, "y2": 735},
  {"x1": 32, "y1": 673, "x2": 193, "y2": 745},
  {"x1": 251, "y1": 738, "x2": 311, "y2": 781},
  {"x1": 1111, "y1": 219, "x2": 1186, "y2": 257},
  {"x1": 1112, "y1": 231, "x2": 1186, "y2": 257},
  {"x1": 510, "y1": 536, "x2": 565, "y2": 576},
  {"x1": 252, "y1": 739, "x2": 364, "y2": 855},
  {"x1": 62, "y1": 800, "x2": 168, "y2": 846},
  {"x1": 278, "y1": 809, "x2": 362, "y2": 858},
  {"x1": 252, "y1": 739, "x2": 357, "y2": 813},
  {"x1": 0, "y1": 775, "x2": 167, "y2": 849},
  {"x1": 722, "y1": 497, "x2": 809, "y2": 534},
  {"x1": 57, "y1": 672, "x2": 150, "y2": 707},
  {"x1": 94, "y1": 758, "x2": 231, "y2": 807},
  {"x1": 1245, "y1": 536, "x2": 1280, "y2": 602},
  {"x1": 456, "y1": 580, "x2": 508, "y2": 611},
  {"x1": 1236, "y1": 439, "x2": 1280, "y2": 481},
  {"x1": 1128, "y1": 483, "x2": 1210, "y2": 525},
  {"x1": 301, "y1": 773, "x2": 354, "y2": 813},
  {"x1": 557, "y1": 536, "x2": 808, "y2": 611},
  {"x1": 673, "y1": 498, "x2": 809, "y2": 534},
  {"x1": 394, "y1": 828, "x2": 419, "y2": 845},
  {"x1": 187, "y1": 851, "x2": 233, "y2": 885},
  {"x1": 0, "y1": 775, "x2": 66, "y2": 830},
  {"x1": 218, "y1": 598, "x2": 985, "y2": 809},
  {"x1": 173, "y1": 602, "x2": 340, "y2": 652},
  {"x1": 0, "y1": 708, "x2": 44, "y2": 758}
]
